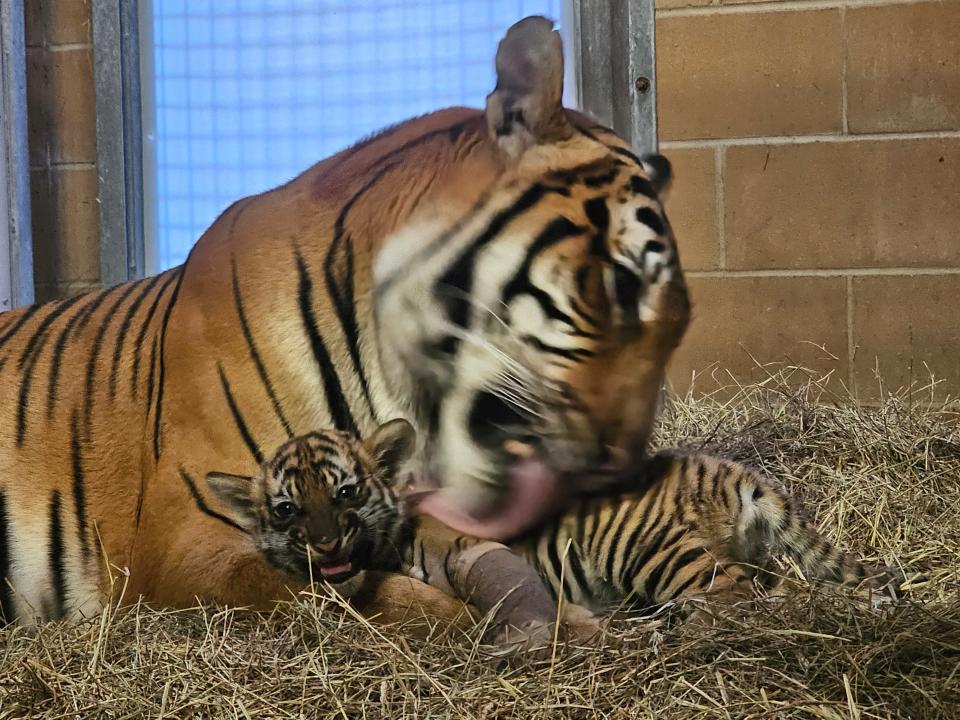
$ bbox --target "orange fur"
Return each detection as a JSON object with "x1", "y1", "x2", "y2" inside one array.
[{"x1": 0, "y1": 17, "x2": 689, "y2": 625}]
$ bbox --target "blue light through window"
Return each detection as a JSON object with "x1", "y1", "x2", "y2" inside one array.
[{"x1": 145, "y1": 0, "x2": 572, "y2": 271}]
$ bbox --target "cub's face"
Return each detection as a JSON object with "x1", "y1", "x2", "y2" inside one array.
[{"x1": 205, "y1": 420, "x2": 415, "y2": 595}]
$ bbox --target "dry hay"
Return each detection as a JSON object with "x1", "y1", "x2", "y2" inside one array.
[{"x1": 2, "y1": 368, "x2": 959, "y2": 719}]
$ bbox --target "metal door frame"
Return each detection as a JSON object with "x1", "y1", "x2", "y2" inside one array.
[{"x1": 1, "y1": 0, "x2": 34, "y2": 310}]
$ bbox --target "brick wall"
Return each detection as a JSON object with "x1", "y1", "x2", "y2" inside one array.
[
  {"x1": 18, "y1": 1, "x2": 958, "y2": 396},
  {"x1": 656, "y1": 0, "x2": 960, "y2": 399},
  {"x1": 24, "y1": 0, "x2": 99, "y2": 303}
]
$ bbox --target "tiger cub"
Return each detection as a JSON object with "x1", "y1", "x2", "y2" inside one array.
[
  {"x1": 502, "y1": 452, "x2": 905, "y2": 615},
  {"x1": 205, "y1": 420, "x2": 563, "y2": 647},
  {"x1": 207, "y1": 421, "x2": 904, "y2": 630}
]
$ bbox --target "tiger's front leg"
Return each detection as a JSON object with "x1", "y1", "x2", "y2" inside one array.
[{"x1": 407, "y1": 517, "x2": 561, "y2": 652}]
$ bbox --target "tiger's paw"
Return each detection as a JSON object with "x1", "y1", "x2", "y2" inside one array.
[{"x1": 486, "y1": 618, "x2": 555, "y2": 661}]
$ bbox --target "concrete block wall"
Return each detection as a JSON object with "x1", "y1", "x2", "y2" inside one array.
[
  {"x1": 656, "y1": 0, "x2": 960, "y2": 398},
  {"x1": 19, "y1": 1, "x2": 959, "y2": 397}
]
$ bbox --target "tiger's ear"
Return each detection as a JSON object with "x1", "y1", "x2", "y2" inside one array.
[
  {"x1": 485, "y1": 15, "x2": 573, "y2": 158},
  {"x1": 641, "y1": 154, "x2": 673, "y2": 198},
  {"x1": 205, "y1": 471, "x2": 258, "y2": 529},
  {"x1": 364, "y1": 419, "x2": 417, "y2": 481}
]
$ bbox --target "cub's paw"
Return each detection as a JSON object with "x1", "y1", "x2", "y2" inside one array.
[{"x1": 561, "y1": 603, "x2": 604, "y2": 643}]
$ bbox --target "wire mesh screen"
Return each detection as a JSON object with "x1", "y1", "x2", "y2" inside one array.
[{"x1": 147, "y1": 0, "x2": 572, "y2": 271}]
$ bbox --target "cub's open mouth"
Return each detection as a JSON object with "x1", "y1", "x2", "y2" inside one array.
[{"x1": 310, "y1": 552, "x2": 360, "y2": 584}]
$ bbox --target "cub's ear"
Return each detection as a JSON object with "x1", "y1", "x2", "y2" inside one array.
[
  {"x1": 364, "y1": 419, "x2": 417, "y2": 481},
  {"x1": 485, "y1": 15, "x2": 573, "y2": 157},
  {"x1": 641, "y1": 153, "x2": 673, "y2": 197},
  {"x1": 205, "y1": 472, "x2": 258, "y2": 529}
]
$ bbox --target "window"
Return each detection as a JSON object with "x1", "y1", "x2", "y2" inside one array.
[{"x1": 140, "y1": 0, "x2": 576, "y2": 273}]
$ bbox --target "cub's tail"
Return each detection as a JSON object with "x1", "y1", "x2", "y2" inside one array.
[{"x1": 727, "y1": 463, "x2": 905, "y2": 595}]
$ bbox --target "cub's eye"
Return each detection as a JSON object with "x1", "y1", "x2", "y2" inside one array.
[
  {"x1": 336, "y1": 485, "x2": 358, "y2": 501},
  {"x1": 272, "y1": 501, "x2": 297, "y2": 519}
]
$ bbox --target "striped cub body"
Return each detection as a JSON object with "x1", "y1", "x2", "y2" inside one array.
[{"x1": 499, "y1": 453, "x2": 903, "y2": 613}]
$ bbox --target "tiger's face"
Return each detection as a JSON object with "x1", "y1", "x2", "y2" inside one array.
[
  {"x1": 374, "y1": 18, "x2": 690, "y2": 539},
  {"x1": 205, "y1": 420, "x2": 415, "y2": 595}
]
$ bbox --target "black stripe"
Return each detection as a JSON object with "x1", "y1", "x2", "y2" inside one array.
[
  {"x1": 521, "y1": 335, "x2": 595, "y2": 362},
  {"x1": 608, "y1": 145, "x2": 644, "y2": 167},
  {"x1": 131, "y1": 271, "x2": 178, "y2": 400},
  {"x1": 569, "y1": 296, "x2": 600, "y2": 327},
  {"x1": 623, "y1": 523, "x2": 671, "y2": 597},
  {"x1": 635, "y1": 207, "x2": 665, "y2": 237},
  {"x1": 231, "y1": 257, "x2": 293, "y2": 437},
  {"x1": 417, "y1": 540, "x2": 430, "y2": 585},
  {"x1": 442, "y1": 546, "x2": 456, "y2": 591},
  {"x1": 0, "y1": 491, "x2": 13, "y2": 623},
  {"x1": 373, "y1": 186, "x2": 497, "y2": 300},
  {"x1": 657, "y1": 546, "x2": 707, "y2": 601},
  {"x1": 629, "y1": 175, "x2": 657, "y2": 199},
  {"x1": 617, "y1": 498, "x2": 662, "y2": 590},
  {"x1": 0, "y1": 304, "x2": 41, "y2": 347},
  {"x1": 48, "y1": 491, "x2": 67, "y2": 619},
  {"x1": 543, "y1": 521, "x2": 572, "y2": 602},
  {"x1": 46, "y1": 288, "x2": 116, "y2": 419},
  {"x1": 695, "y1": 460, "x2": 708, "y2": 504},
  {"x1": 109, "y1": 274, "x2": 164, "y2": 400},
  {"x1": 502, "y1": 217, "x2": 586, "y2": 325},
  {"x1": 295, "y1": 249, "x2": 358, "y2": 435},
  {"x1": 17, "y1": 294, "x2": 86, "y2": 370},
  {"x1": 145, "y1": 335, "x2": 158, "y2": 412},
  {"x1": 435, "y1": 183, "x2": 556, "y2": 353},
  {"x1": 612, "y1": 263, "x2": 642, "y2": 325},
  {"x1": 179, "y1": 468, "x2": 248, "y2": 533},
  {"x1": 83, "y1": 281, "x2": 141, "y2": 439},
  {"x1": 604, "y1": 502, "x2": 636, "y2": 581},
  {"x1": 644, "y1": 543, "x2": 684, "y2": 604},
  {"x1": 565, "y1": 542, "x2": 592, "y2": 602},
  {"x1": 583, "y1": 169, "x2": 620, "y2": 188},
  {"x1": 153, "y1": 266, "x2": 187, "y2": 460},
  {"x1": 672, "y1": 571, "x2": 705, "y2": 600},
  {"x1": 327, "y1": 166, "x2": 398, "y2": 419},
  {"x1": 16, "y1": 322, "x2": 55, "y2": 446},
  {"x1": 70, "y1": 409, "x2": 90, "y2": 561},
  {"x1": 218, "y1": 364, "x2": 264, "y2": 465}
]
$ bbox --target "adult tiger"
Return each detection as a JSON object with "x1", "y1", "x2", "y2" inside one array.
[{"x1": 0, "y1": 16, "x2": 689, "y2": 624}]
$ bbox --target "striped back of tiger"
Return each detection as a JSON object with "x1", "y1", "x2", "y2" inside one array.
[{"x1": 515, "y1": 453, "x2": 903, "y2": 613}]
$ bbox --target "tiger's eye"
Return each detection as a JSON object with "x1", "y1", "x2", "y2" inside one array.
[
  {"x1": 336, "y1": 485, "x2": 358, "y2": 501},
  {"x1": 273, "y1": 501, "x2": 297, "y2": 519}
]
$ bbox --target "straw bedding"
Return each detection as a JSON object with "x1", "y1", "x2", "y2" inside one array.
[{"x1": 2, "y1": 368, "x2": 958, "y2": 719}]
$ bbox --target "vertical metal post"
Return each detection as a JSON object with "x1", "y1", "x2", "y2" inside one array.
[
  {"x1": 0, "y1": 0, "x2": 35, "y2": 310},
  {"x1": 572, "y1": 0, "x2": 658, "y2": 154},
  {"x1": 93, "y1": 0, "x2": 145, "y2": 286}
]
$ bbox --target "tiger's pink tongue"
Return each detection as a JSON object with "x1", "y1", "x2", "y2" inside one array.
[{"x1": 413, "y1": 458, "x2": 562, "y2": 541}]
